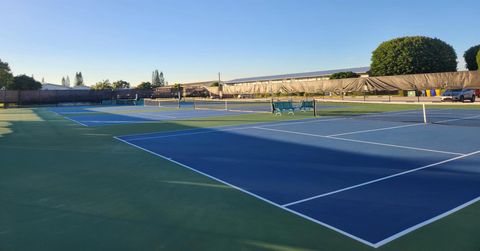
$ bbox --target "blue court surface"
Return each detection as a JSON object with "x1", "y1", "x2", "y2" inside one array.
[
  {"x1": 48, "y1": 105, "x2": 171, "y2": 115},
  {"x1": 116, "y1": 117, "x2": 480, "y2": 248},
  {"x1": 49, "y1": 106, "x2": 251, "y2": 126}
]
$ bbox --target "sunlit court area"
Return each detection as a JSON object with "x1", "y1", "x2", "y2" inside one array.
[{"x1": 2, "y1": 1, "x2": 480, "y2": 251}]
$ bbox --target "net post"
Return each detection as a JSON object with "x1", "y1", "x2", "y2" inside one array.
[
  {"x1": 270, "y1": 98, "x2": 274, "y2": 114},
  {"x1": 225, "y1": 100, "x2": 228, "y2": 111},
  {"x1": 193, "y1": 99, "x2": 197, "y2": 110},
  {"x1": 422, "y1": 103, "x2": 427, "y2": 124},
  {"x1": 313, "y1": 99, "x2": 317, "y2": 117},
  {"x1": 177, "y1": 98, "x2": 180, "y2": 109}
]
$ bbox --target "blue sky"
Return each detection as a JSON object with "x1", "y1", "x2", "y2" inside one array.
[{"x1": 0, "y1": 0, "x2": 478, "y2": 86}]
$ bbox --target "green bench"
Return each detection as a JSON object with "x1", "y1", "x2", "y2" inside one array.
[
  {"x1": 273, "y1": 101, "x2": 295, "y2": 115},
  {"x1": 298, "y1": 100, "x2": 314, "y2": 111}
]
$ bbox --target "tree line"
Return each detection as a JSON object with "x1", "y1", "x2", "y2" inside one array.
[
  {"x1": 90, "y1": 70, "x2": 166, "y2": 90},
  {"x1": 0, "y1": 60, "x2": 167, "y2": 91}
]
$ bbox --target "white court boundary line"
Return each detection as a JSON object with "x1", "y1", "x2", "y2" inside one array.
[
  {"x1": 114, "y1": 136, "x2": 480, "y2": 248},
  {"x1": 113, "y1": 136, "x2": 378, "y2": 248},
  {"x1": 255, "y1": 127, "x2": 463, "y2": 156},
  {"x1": 49, "y1": 110, "x2": 89, "y2": 127},
  {"x1": 374, "y1": 195, "x2": 480, "y2": 247},
  {"x1": 64, "y1": 116, "x2": 89, "y2": 127}
]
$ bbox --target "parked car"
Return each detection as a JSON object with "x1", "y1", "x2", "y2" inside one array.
[{"x1": 440, "y1": 89, "x2": 476, "y2": 102}]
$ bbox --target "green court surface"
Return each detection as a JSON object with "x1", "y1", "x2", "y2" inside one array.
[{"x1": 1, "y1": 107, "x2": 480, "y2": 251}]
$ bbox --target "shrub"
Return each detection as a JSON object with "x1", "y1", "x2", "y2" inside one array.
[
  {"x1": 112, "y1": 80, "x2": 130, "y2": 89},
  {"x1": 136, "y1": 82, "x2": 152, "y2": 89},
  {"x1": 329, "y1": 71, "x2": 360, "y2": 79},
  {"x1": 464, "y1": 44, "x2": 480, "y2": 70},
  {"x1": 370, "y1": 36, "x2": 457, "y2": 76}
]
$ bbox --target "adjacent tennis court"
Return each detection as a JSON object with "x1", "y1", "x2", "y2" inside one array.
[
  {"x1": 49, "y1": 105, "x2": 255, "y2": 126},
  {"x1": 115, "y1": 107, "x2": 480, "y2": 248}
]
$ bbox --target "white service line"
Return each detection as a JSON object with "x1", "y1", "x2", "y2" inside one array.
[
  {"x1": 140, "y1": 114, "x2": 177, "y2": 119},
  {"x1": 254, "y1": 127, "x2": 463, "y2": 156},
  {"x1": 85, "y1": 120, "x2": 155, "y2": 124},
  {"x1": 282, "y1": 150, "x2": 480, "y2": 207},
  {"x1": 434, "y1": 114, "x2": 480, "y2": 124},
  {"x1": 358, "y1": 110, "x2": 421, "y2": 118},
  {"x1": 327, "y1": 136, "x2": 463, "y2": 156},
  {"x1": 264, "y1": 117, "x2": 347, "y2": 127},
  {"x1": 327, "y1": 123, "x2": 424, "y2": 137}
]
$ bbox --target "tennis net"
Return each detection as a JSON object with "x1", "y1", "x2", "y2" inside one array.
[
  {"x1": 314, "y1": 99, "x2": 480, "y2": 127},
  {"x1": 144, "y1": 98, "x2": 180, "y2": 109},
  {"x1": 194, "y1": 99, "x2": 273, "y2": 113}
]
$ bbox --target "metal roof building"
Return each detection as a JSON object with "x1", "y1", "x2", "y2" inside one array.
[{"x1": 225, "y1": 66, "x2": 370, "y2": 85}]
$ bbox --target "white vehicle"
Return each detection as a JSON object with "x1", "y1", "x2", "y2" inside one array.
[{"x1": 440, "y1": 89, "x2": 476, "y2": 102}]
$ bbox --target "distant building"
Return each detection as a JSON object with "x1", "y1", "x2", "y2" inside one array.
[
  {"x1": 41, "y1": 83, "x2": 91, "y2": 90},
  {"x1": 41, "y1": 83, "x2": 72, "y2": 90},
  {"x1": 179, "y1": 80, "x2": 217, "y2": 87},
  {"x1": 71, "y1": 85, "x2": 90, "y2": 90},
  {"x1": 225, "y1": 67, "x2": 370, "y2": 86}
]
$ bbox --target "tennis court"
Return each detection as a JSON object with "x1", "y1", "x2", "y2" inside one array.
[
  {"x1": 116, "y1": 107, "x2": 480, "y2": 248},
  {"x1": 49, "y1": 105, "x2": 256, "y2": 126},
  {"x1": 3, "y1": 101, "x2": 480, "y2": 250}
]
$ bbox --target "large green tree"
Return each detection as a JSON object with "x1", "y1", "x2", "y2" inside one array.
[
  {"x1": 464, "y1": 45, "x2": 480, "y2": 70},
  {"x1": 91, "y1": 80, "x2": 112, "y2": 90},
  {"x1": 8, "y1": 75, "x2": 42, "y2": 90},
  {"x1": 0, "y1": 59, "x2": 14, "y2": 89},
  {"x1": 370, "y1": 36, "x2": 457, "y2": 76},
  {"x1": 112, "y1": 80, "x2": 130, "y2": 89}
]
